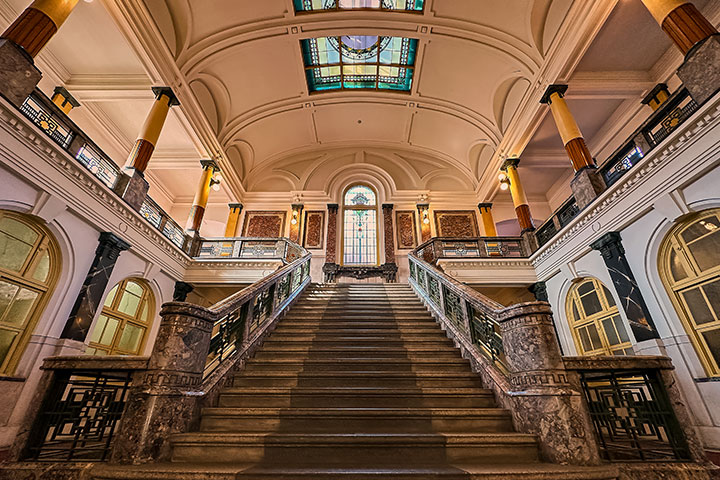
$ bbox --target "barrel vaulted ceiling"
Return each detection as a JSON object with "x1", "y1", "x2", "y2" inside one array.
[{"x1": 4, "y1": 0, "x2": 719, "y2": 225}]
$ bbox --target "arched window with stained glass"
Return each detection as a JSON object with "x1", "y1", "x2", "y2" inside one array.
[{"x1": 342, "y1": 185, "x2": 378, "y2": 265}]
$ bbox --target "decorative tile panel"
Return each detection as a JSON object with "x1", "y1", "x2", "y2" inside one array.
[
  {"x1": 242, "y1": 211, "x2": 287, "y2": 238},
  {"x1": 303, "y1": 211, "x2": 325, "y2": 249},
  {"x1": 433, "y1": 210, "x2": 479, "y2": 238},
  {"x1": 395, "y1": 210, "x2": 417, "y2": 249}
]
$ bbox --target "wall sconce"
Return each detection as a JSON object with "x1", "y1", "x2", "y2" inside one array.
[
  {"x1": 210, "y1": 172, "x2": 222, "y2": 191},
  {"x1": 422, "y1": 209, "x2": 430, "y2": 225},
  {"x1": 291, "y1": 209, "x2": 299, "y2": 225},
  {"x1": 498, "y1": 172, "x2": 510, "y2": 191}
]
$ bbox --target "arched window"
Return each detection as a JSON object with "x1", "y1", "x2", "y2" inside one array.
[
  {"x1": 0, "y1": 210, "x2": 59, "y2": 374},
  {"x1": 342, "y1": 184, "x2": 378, "y2": 265},
  {"x1": 660, "y1": 209, "x2": 720, "y2": 377},
  {"x1": 566, "y1": 278, "x2": 633, "y2": 356},
  {"x1": 87, "y1": 278, "x2": 155, "y2": 356}
]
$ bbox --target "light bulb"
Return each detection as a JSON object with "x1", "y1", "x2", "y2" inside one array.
[
  {"x1": 212, "y1": 182, "x2": 221, "y2": 191},
  {"x1": 498, "y1": 172, "x2": 507, "y2": 182},
  {"x1": 291, "y1": 218, "x2": 298, "y2": 225},
  {"x1": 500, "y1": 182, "x2": 509, "y2": 191},
  {"x1": 423, "y1": 217, "x2": 430, "y2": 225}
]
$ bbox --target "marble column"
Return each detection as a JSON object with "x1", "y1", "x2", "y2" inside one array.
[
  {"x1": 172, "y1": 281, "x2": 193, "y2": 302},
  {"x1": 381, "y1": 204, "x2": 396, "y2": 264},
  {"x1": 185, "y1": 160, "x2": 219, "y2": 234},
  {"x1": 224, "y1": 203, "x2": 243, "y2": 237},
  {"x1": 322, "y1": 203, "x2": 339, "y2": 282},
  {"x1": 590, "y1": 232, "x2": 660, "y2": 342},
  {"x1": 498, "y1": 303, "x2": 601, "y2": 465},
  {"x1": 0, "y1": 0, "x2": 81, "y2": 106},
  {"x1": 60, "y1": 232, "x2": 130, "y2": 341},
  {"x1": 289, "y1": 204, "x2": 304, "y2": 243},
  {"x1": 417, "y1": 203, "x2": 431, "y2": 243},
  {"x1": 540, "y1": 85, "x2": 605, "y2": 209},
  {"x1": 641, "y1": 0, "x2": 720, "y2": 104},
  {"x1": 111, "y1": 302, "x2": 215, "y2": 463},
  {"x1": 115, "y1": 87, "x2": 180, "y2": 211},
  {"x1": 478, "y1": 203, "x2": 498, "y2": 237}
]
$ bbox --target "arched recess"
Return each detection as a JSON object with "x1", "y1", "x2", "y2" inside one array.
[
  {"x1": 566, "y1": 277, "x2": 634, "y2": 356},
  {"x1": 659, "y1": 208, "x2": 720, "y2": 377},
  {"x1": 0, "y1": 210, "x2": 61, "y2": 374},
  {"x1": 86, "y1": 278, "x2": 156, "y2": 356},
  {"x1": 342, "y1": 184, "x2": 379, "y2": 266}
]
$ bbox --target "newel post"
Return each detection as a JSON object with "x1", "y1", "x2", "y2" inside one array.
[
  {"x1": 111, "y1": 302, "x2": 215, "y2": 464},
  {"x1": 497, "y1": 302, "x2": 602, "y2": 465}
]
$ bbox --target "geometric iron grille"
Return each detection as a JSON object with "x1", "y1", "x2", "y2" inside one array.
[
  {"x1": 578, "y1": 369, "x2": 691, "y2": 462},
  {"x1": 25, "y1": 370, "x2": 133, "y2": 462},
  {"x1": 468, "y1": 304, "x2": 507, "y2": 373}
]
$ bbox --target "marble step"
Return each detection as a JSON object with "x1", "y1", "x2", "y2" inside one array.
[
  {"x1": 244, "y1": 359, "x2": 471, "y2": 374},
  {"x1": 273, "y1": 323, "x2": 439, "y2": 330},
  {"x1": 198, "y1": 407, "x2": 514, "y2": 434},
  {"x1": 232, "y1": 371, "x2": 483, "y2": 388},
  {"x1": 169, "y1": 432, "x2": 540, "y2": 465},
  {"x1": 218, "y1": 387, "x2": 496, "y2": 408},
  {"x1": 252, "y1": 349, "x2": 462, "y2": 360},
  {"x1": 266, "y1": 332, "x2": 450, "y2": 342},
  {"x1": 261, "y1": 338, "x2": 455, "y2": 348}
]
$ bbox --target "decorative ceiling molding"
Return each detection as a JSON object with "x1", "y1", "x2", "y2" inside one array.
[
  {"x1": 65, "y1": 74, "x2": 154, "y2": 101},
  {"x1": 567, "y1": 71, "x2": 654, "y2": 99}
]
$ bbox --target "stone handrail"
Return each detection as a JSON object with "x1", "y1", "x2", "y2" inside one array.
[
  {"x1": 195, "y1": 237, "x2": 305, "y2": 264},
  {"x1": 407, "y1": 247, "x2": 706, "y2": 466}
]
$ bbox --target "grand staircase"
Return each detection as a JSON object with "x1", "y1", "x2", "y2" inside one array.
[{"x1": 95, "y1": 283, "x2": 618, "y2": 479}]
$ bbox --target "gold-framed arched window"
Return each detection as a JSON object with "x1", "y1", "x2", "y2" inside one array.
[
  {"x1": 0, "y1": 210, "x2": 60, "y2": 374},
  {"x1": 342, "y1": 184, "x2": 379, "y2": 265},
  {"x1": 659, "y1": 208, "x2": 720, "y2": 377},
  {"x1": 86, "y1": 278, "x2": 155, "y2": 356},
  {"x1": 566, "y1": 278, "x2": 633, "y2": 356}
]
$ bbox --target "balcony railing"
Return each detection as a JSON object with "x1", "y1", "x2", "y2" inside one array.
[
  {"x1": 195, "y1": 237, "x2": 305, "y2": 264},
  {"x1": 16, "y1": 89, "x2": 195, "y2": 254},
  {"x1": 536, "y1": 87, "x2": 700, "y2": 248},
  {"x1": 414, "y1": 236, "x2": 530, "y2": 265}
]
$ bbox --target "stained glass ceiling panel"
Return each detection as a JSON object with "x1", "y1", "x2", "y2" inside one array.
[
  {"x1": 301, "y1": 36, "x2": 418, "y2": 92},
  {"x1": 294, "y1": 0, "x2": 424, "y2": 13}
]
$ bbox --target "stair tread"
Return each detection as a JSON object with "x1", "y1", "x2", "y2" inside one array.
[
  {"x1": 171, "y1": 432, "x2": 538, "y2": 444},
  {"x1": 202, "y1": 407, "x2": 510, "y2": 417}
]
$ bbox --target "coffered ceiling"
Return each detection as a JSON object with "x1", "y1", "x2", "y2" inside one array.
[{"x1": 5, "y1": 0, "x2": 719, "y2": 233}]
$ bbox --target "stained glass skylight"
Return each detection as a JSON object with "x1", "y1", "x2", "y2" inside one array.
[
  {"x1": 301, "y1": 36, "x2": 418, "y2": 92},
  {"x1": 294, "y1": 0, "x2": 424, "y2": 13}
]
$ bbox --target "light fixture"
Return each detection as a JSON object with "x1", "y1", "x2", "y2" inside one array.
[
  {"x1": 421, "y1": 209, "x2": 430, "y2": 225},
  {"x1": 291, "y1": 209, "x2": 299, "y2": 225},
  {"x1": 498, "y1": 172, "x2": 510, "y2": 191},
  {"x1": 210, "y1": 172, "x2": 222, "y2": 191}
]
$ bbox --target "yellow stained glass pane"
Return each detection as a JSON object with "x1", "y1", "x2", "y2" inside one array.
[
  {"x1": 30, "y1": 249, "x2": 51, "y2": 283},
  {"x1": 5, "y1": 287, "x2": 38, "y2": 327},
  {"x1": 0, "y1": 217, "x2": 38, "y2": 245},
  {"x1": 0, "y1": 280, "x2": 19, "y2": 320},
  {"x1": 117, "y1": 288, "x2": 141, "y2": 317},
  {"x1": 117, "y1": 324, "x2": 145, "y2": 353},
  {"x1": 0, "y1": 328, "x2": 18, "y2": 366},
  {"x1": 0, "y1": 232, "x2": 34, "y2": 272},
  {"x1": 104, "y1": 285, "x2": 119, "y2": 308},
  {"x1": 343, "y1": 64, "x2": 377, "y2": 76}
]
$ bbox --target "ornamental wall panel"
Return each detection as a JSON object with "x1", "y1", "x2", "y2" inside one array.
[
  {"x1": 242, "y1": 211, "x2": 286, "y2": 238},
  {"x1": 395, "y1": 210, "x2": 417, "y2": 249},
  {"x1": 303, "y1": 210, "x2": 325, "y2": 249},
  {"x1": 433, "y1": 210, "x2": 479, "y2": 238}
]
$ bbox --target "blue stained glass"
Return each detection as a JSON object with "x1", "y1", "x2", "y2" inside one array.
[
  {"x1": 301, "y1": 36, "x2": 418, "y2": 93},
  {"x1": 294, "y1": 0, "x2": 424, "y2": 12}
]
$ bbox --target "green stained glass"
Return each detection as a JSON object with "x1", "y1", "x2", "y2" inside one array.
[
  {"x1": 301, "y1": 35, "x2": 418, "y2": 93},
  {"x1": 294, "y1": 0, "x2": 424, "y2": 12}
]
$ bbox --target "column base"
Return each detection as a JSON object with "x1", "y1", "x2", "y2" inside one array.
[
  {"x1": 678, "y1": 34, "x2": 720, "y2": 105},
  {"x1": 114, "y1": 167, "x2": 149, "y2": 212},
  {"x1": 0, "y1": 39, "x2": 42, "y2": 107},
  {"x1": 571, "y1": 167, "x2": 606, "y2": 209}
]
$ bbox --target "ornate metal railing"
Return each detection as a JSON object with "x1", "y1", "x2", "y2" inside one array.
[
  {"x1": 16, "y1": 89, "x2": 194, "y2": 253},
  {"x1": 408, "y1": 245, "x2": 700, "y2": 465},
  {"x1": 564, "y1": 357, "x2": 692, "y2": 462},
  {"x1": 408, "y1": 248, "x2": 508, "y2": 372},
  {"x1": 195, "y1": 237, "x2": 304, "y2": 264},
  {"x1": 203, "y1": 251, "x2": 311, "y2": 378},
  {"x1": 414, "y1": 236, "x2": 530, "y2": 265},
  {"x1": 535, "y1": 87, "x2": 700, "y2": 248},
  {"x1": 22, "y1": 356, "x2": 148, "y2": 462}
]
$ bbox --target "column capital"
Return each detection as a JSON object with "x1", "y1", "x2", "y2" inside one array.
[
  {"x1": 477, "y1": 203, "x2": 493, "y2": 211},
  {"x1": 228, "y1": 203, "x2": 243, "y2": 210},
  {"x1": 641, "y1": 83, "x2": 670, "y2": 106},
  {"x1": 501, "y1": 158, "x2": 520, "y2": 171},
  {"x1": 416, "y1": 203, "x2": 429, "y2": 210},
  {"x1": 199, "y1": 159, "x2": 219, "y2": 171},
  {"x1": 52, "y1": 86, "x2": 80, "y2": 108},
  {"x1": 382, "y1": 203, "x2": 394, "y2": 211},
  {"x1": 151, "y1": 86, "x2": 180, "y2": 107},
  {"x1": 590, "y1": 231, "x2": 624, "y2": 258},
  {"x1": 291, "y1": 203, "x2": 305, "y2": 210},
  {"x1": 97, "y1": 232, "x2": 131, "y2": 260},
  {"x1": 327, "y1": 203, "x2": 339, "y2": 213},
  {"x1": 540, "y1": 84, "x2": 568, "y2": 104}
]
